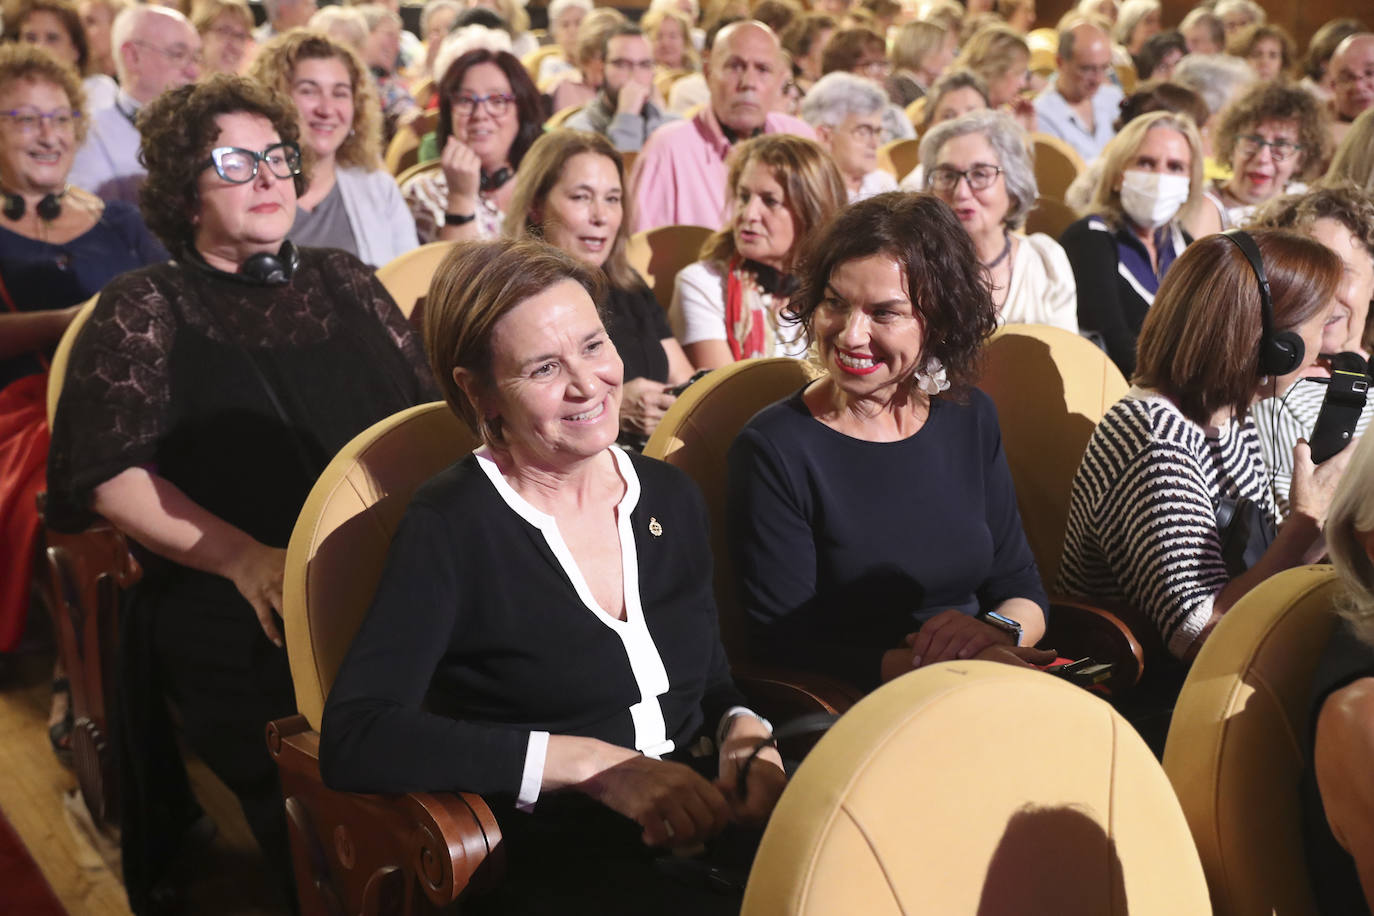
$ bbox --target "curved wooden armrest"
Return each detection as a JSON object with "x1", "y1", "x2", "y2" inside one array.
[
  {"x1": 733, "y1": 663, "x2": 865, "y2": 718},
  {"x1": 1044, "y1": 597, "x2": 1151, "y2": 693},
  {"x1": 267, "y1": 715, "x2": 503, "y2": 913}
]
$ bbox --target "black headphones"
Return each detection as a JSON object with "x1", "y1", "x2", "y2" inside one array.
[
  {"x1": 480, "y1": 166, "x2": 513, "y2": 192},
  {"x1": 3, "y1": 191, "x2": 63, "y2": 222},
  {"x1": 184, "y1": 240, "x2": 300, "y2": 286},
  {"x1": 1220, "y1": 229, "x2": 1304, "y2": 379}
]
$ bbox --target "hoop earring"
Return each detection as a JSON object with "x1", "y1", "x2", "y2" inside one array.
[{"x1": 912, "y1": 357, "x2": 950, "y2": 396}]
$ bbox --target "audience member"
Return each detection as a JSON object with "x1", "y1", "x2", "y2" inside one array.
[
  {"x1": 887, "y1": 20, "x2": 956, "y2": 107},
  {"x1": 1229, "y1": 23, "x2": 1296, "y2": 84},
  {"x1": 1195, "y1": 83, "x2": 1329, "y2": 233},
  {"x1": 7, "y1": 0, "x2": 119, "y2": 111},
  {"x1": 505, "y1": 130, "x2": 693, "y2": 439},
  {"x1": 418, "y1": 0, "x2": 463, "y2": 80},
  {"x1": 752, "y1": 0, "x2": 801, "y2": 38},
  {"x1": 998, "y1": 0, "x2": 1038, "y2": 35},
  {"x1": 1114, "y1": 0, "x2": 1160, "y2": 58},
  {"x1": 1059, "y1": 229, "x2": 1345, "y2": 662},
  {"x1": 1179, "y1": 7, "x2": 1224, "y2": 56},
  {"x1": 357, "y1": 4, "x2": 417, "y2": 138},
  {"x1": 1251, "y1": 185, "x2": 1374, "y2": 515},
  {"x1": 1034, "y1": 19, "x2": 1124, "y2": 164},
  {"x1": 1300, "y1": 18, "x2": 1367, "y2": 104},
  {"x1": 1075, "y1": 0, "x2": 1117, "y2": 27},
  {"x1": 546, "y1": 7, "x2": 628, "y2": 114},
  {"x1": 899, "y1": 68, "x2": 991, "y2": 190},
  {"x1": 1328, "y1": 34, "x2": 1374, "y2": 146},
  {"x1": 193, "y1": 0, "x2": 253, "y2": 75},
  {"x1": 819, "y1": 27, "x2": 915, "y2": 141},
  {"x1": 954, "y1": 23, "x2": 1034, "y2": 130},
  {"x1": 670, "y1": 134, "x2": 844, "y2": 367},
  {"x1": 45, "y1": 73, "x2": 435, "y2": 913},
  {"x1": 779, "y1": 11, "x2": 835, "y2": 95},
  {"x1": 69, "y1": 4, "x2": 200, "y2": 202},
  {"x1": 922, "y1": 110, "x2": 1078, "y2": 331},
  {"x1": 78, "y1": 0, "x2": 124, "y2": 79},
  {"x1": 255, "y1": 0, "x2": 317, "y2": 45},
  {"x1": 642, "y1": 6, "x2": 698, "y2": 74},
  {"x1": 538, "y1": 0, "x2": 592, "y2": 83},
  {"x1": 0, "y1": 43, "x2": 164, "y2": 761},
  {"x1": 1172, "y1": 52, "x2": 1257, "y2": 160},
  {"x1": 1303, "y1": 430, "x2": 1374, "y2": 916},
  {"x1": 1326, "y1": 108, "x2": 1374, "y2": 192},
  {"x1": 401, "y1": 48, "x2": 543, "y2": 242},
  {"x1": 471, "y1": 0, "x2": 538, "y2": 57},
  {"x1": 727, "y1": 192, "x2": 1053, "y2": 694},
  {"x1": 666, "y1": 13, "x2": 740, "y2": 114},
  {"x1": 566, "y1": 25, "x2": 679, "y2": 152},
  {"x1": 1216, "y1": 0, "x2": 1264, "y2": 39},
  {"x1": 1061, "y1": 111, "x2": 1202, "y2": 375},
  {"x1": 630, "y1": 20, "x2": 814, "y2": 232},
  {"x1": 250, "y1": 30, "x2": 419, "y2": 266},
  {"x1": 1134, "y1": 30, "x2": 1185, "y2": 81},
  {"x1": 308, "y1": 5, "x2": 369, "y2": 54},
  {"x1": 801, "y1": 72, "x2": 897, "y2": 202}
]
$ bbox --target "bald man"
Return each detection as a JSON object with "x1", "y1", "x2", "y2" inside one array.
[
  {"x1": 1033, "y1": 20, "x2": 1124, "y2": 163},
  {"x1": 70, "y1": 5, "x2": 201, "y2": 202},
  {"x1": 1329, "y1": 34, "x2": 1374, "y2": 146},
  {"x1": 629, "y1": 20, "x2": 815, "y2": 232}
]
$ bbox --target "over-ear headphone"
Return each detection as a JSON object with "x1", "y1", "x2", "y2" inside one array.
[
  {"x1": 3, "y1": 191, "x2": 63, "y2": 222},
  {"x1": 1220, "y1": 228, "x2": 1304, "y2": 379},
  {"x1": 184, "y1": 240, "x2": 300, "y2": 287},
  {"x1": 480, "y1": 167, "x2": 513, "y2": 192}
]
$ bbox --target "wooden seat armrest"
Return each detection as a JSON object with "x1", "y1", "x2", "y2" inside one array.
[
  {"x1": 733, "y1": 664, "x2": 865, "y2": 718},
  {"x1": 267, "y1": 715, "x2": 504, "y2": 913},
  {"x1": 1045, "y1": 597, "x2": 1149, "y2": 692}
]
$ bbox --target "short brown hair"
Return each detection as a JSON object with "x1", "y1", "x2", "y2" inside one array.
[
  {"x1": 503, "y1": 129, "x2": 639, "y2": 291},
  {"x1": 137, "y1": 73, "x2": 305, "y2": 258},
  {"x1": 819, "y1": 26, "x2": 884, "y2": 75},
  {"x1": 1134, "y1": 230, "x2": 1342, "y2": 425},
  {"x1": 5, "y1": 0, "x2": 89, "y2": 74},
  {"x1": 790, "y1": 192, "x2": 999, "y2": 398},
  {"x1": 1227, "y1": 23, "x2": 1296, "y2": 77},
  {"x1": 780, "y1": 12, "x2": 835, "y2": 63},
  {"x1": 953, "y1": 22, "x2": 1029, "y2": 82},
  {"x1": 436, "y1": 49, "x2": 545, "y2": 168},
  {"x1": 248, "y1": 29, "x2": 383, "y2": 170},
  {"x1": 0, "y1": 42, "x2": 87, "y2": 144},
  {"x1": 191, "y1": 0, "x2": 253, "y2": 34},
  {"x1": 1214, "y1": 83, "x2": 1330, "y2": 183},
  {"x1": 1113, "y1": 79, "x2": 1209, "y2": 133},
  {"x1": 423, "y1": 239, "x2": 605, "y2": 439},
  {"x1": 700, "y1": 133, "x2": 847, "y2": 270},
  {"x1": 1303, "y1": 17, "x2": 1366, "y2": 83}
]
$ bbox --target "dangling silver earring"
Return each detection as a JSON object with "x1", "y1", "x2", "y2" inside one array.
[{"x1": 913, "y1": 357, "x2": 950, "y2": 396}]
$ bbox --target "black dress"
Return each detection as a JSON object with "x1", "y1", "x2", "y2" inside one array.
[
  {"x1": 46, "y1": 248, "x2": 436, "y2": 912},
  {"x1": 604, "y1": 280, "x2": 672, "y2": 384}
]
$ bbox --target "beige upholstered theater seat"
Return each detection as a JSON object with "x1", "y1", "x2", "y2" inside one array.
[
  {"x1": 376, "y1": 241, "x2": 455, "y2": 322},
  {"x1": 643, "y1": 357, "x2": 822, "y2": 658},
  {"x1": 46, "y1": 293, "x2": 99, "y2": 423},
  {"x1": 1029, "y1": 132, "x2": 1087, "y2": 203},
  {"x1": 1024, "y1": 196, "x2": 1080, "y2": 239},
  {"x1": 876, "y1": 138, "x2": 920, "y2": 181},
  {"x1": 626, "y1": 224, "x2": 714, "y2": 311},
  {"x1": 977, "y1": 323, "x2": 1129, "y2": 590},
  {"x1": 1163, "y1": 565, "x2": 1342, "y2": 916},
  {"x1": 283, "y1": 401, "x2": 479, "y2": 729},
  {"x1": 743, "y1": 661, "x2": 1211, "y2": 915}
]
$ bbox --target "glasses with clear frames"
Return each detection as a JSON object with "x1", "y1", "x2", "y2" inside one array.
[{"x1": 201, "y1": 143, "x2": 303, "y2": 184}]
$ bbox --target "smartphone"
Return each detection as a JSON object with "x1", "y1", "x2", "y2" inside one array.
[
  {"x1": 1309, "y1": 368, "x2": 1368, "y2": 463},
  {"x1": 1043, "y1": 658, "x2": 1114, "y2": 687},
  {"x1": 667, "y1": 368, "x2": 713, "y2": 397}
]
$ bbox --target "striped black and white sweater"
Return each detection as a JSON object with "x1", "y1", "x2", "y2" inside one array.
[
  {"x1": 1253, "y1": 377, "x2": 1374, "y2": 519},
  {"x1": 1057, "y1": 388, "x2": 1275, "y2": 659}
]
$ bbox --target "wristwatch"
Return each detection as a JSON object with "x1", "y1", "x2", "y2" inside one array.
[
  {"x1": 444, "y1": 211, "x2": 476, "y2": 226},
  {"x1": 978, "y1": 610, "x2": 1023, "y2": 646}
]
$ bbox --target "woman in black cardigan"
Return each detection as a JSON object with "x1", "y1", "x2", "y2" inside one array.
[{"x1": 1061, "y1": 111, "x2": 1204, "y2": 376}]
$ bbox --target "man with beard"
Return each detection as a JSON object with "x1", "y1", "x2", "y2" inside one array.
[
  {"x1": 629, "y1": 19, "x2": 815, "y2": 231},
  {"x1": 566, "y1": 25, "x2": 679, "y2": 151}
]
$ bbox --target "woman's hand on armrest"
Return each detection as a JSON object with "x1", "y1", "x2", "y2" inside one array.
[
  {"x1": 93, "y1": 467, "x2": 287, "y2": 646},
  {"x1": 715, "y1": 715, "x2": 785, "y2": 827},
  {"x1": 545, "y1": 735, "x2": 733, "y2": 848}
]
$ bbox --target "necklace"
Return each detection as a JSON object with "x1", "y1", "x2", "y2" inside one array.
[{"x1": 982, "y1": 231, "x2": 1012, "y2": 270}]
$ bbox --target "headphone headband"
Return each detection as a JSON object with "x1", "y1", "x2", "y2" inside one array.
[{"x1": 1220, "y1": 228, "x2": 1303, "y2": 379}]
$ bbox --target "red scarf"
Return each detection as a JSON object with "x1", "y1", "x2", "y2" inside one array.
[{"x1": 724, "y1": 257, "x2": 767, "y2": 361}]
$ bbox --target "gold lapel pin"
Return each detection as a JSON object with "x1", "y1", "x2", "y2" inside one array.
[{"x1": 649, "y1": 517, "x2": 663, "y2": 537}]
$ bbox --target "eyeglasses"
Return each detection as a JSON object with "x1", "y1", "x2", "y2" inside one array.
[
  {"x1": 1236, "y1": 134, "x2": 1302, "y2": 162},
  {"x1": 846, "y1": 122, "x2": 882, "y2": 142},
  {"x1": 606, "y1": 57, "x2": 655, "y2": 72},
  {"x1": 207, "y1": 25, "x2": 251, "y2": 42},
  {"x1": 132, "y1": 39, "x2": 202, "y2": 68},
  {"x1": 450, "y1": 92, "x2": 515, "y2": 118},
  {"x1": 927, "y1": 163, "x2": 1003, "y2": 192},
  {"x1": 857, "y1": 58, "x2": 891, "y2": 78},
  {"x1": 0, "y1": 106, "x2": 82, "y2": 135},
  {"x1": 201, "y1": 143, "x2": 302, "y2": 184}
]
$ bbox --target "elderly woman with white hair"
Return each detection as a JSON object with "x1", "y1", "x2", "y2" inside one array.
[
  {"x1": 921, "y1": 109, "x2": 1077, "y2": 331},
  {"x1": 537, "y1": 0, "x2": 593, "y2": 83},
  {"x1": 801, "y1": 72, "x2": 898, "y2": 202},
  {"x1": 1114, "y1": 0, "x2": 1161, "y2": 57},
  {"x1": 1302, "y1": 429, "x2": 1374, "y2": 916}
]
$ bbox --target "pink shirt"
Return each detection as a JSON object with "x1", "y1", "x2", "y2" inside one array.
[{"x1": 628, "y1": 106, "x2": 816, "y2": 232}]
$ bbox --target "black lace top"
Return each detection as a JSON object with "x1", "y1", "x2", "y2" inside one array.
[{"x1": 47, "y1": 247, "x2": 437, "y2": 537}]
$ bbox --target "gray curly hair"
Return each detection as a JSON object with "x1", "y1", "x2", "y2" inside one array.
[
  {"x1": 918, "y1": 108, "x2": 1037, "y2": 230},
  {"x1": 799, "y1": 71, "x2": 888, "y2": 128}
]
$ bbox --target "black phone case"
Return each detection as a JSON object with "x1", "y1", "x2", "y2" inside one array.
[{"x1": 1310, "y1": 370, "x2": 1368, "y2": 464}]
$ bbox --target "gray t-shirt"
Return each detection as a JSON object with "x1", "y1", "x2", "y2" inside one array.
[{"x1": 290, "y1": 180, "x2": 357, "y2": 256}]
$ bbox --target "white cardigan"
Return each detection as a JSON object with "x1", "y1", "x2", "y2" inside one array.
[
  {"x1": 1001, "y1": 232, "x2": 1079, "y2": 333},
  {"x1": 335, "y1": 166, "x2": 420, "y2": 268}
]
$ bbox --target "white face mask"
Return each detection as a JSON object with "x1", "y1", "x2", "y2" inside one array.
[{"x1": 1119, "y1": 169, "x2": 1191, "y2": 230}]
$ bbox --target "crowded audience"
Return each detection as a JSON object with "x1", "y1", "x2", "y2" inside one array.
[{"x1": 7, "y1": 2, "x2": 1374, "y2": 913}]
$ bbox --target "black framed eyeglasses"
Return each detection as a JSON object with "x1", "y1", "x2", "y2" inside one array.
[
  {"x1": 1236, "y1": 134, "x2": 1302, "y2": 163},
  {"x1": 201, "y1": 142, "x2": 303, "y2": 184},
  {"x1": 927, "y1": 163, "x2": 1004, "y2": 192}
]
